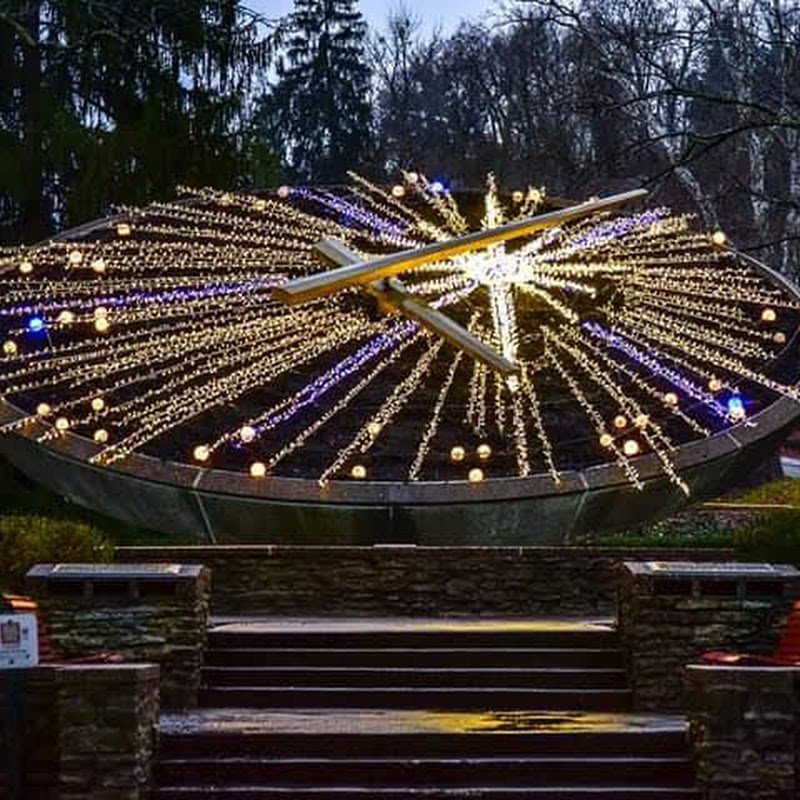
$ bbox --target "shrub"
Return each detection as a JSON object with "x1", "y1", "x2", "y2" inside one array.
[
  {"x1": 0, "y1": 514, "x2": 113, "y2": 593},
  {"x1": 733, "y1": 509, "x2": 800, "y2": 566}
]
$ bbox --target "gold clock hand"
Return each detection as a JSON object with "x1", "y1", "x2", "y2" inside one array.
[
  {"x1": 313, "y1": 239, "x2": 519, "y2": 376},
  {"x1": 272, "y1": 188, "x2": 647, "y2": 306}
]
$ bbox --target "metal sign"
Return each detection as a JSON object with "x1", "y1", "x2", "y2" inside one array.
[{"x1": 0, "y1": 613, "x2": 39, "y2": 669}]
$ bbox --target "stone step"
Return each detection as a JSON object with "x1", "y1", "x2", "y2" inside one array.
[
  {"x1": 151, "y1": 785, "x2": 701, "y2": 799},
  {"x1": 201, "y1": 666, "x2": 629, "y2": 689},
  {"x1": 158, "y1": 728, "x2": 691, "y2": 760},
  {"x1": 152, "y1": 755, "x2": 694, "y2": 787},
  {"x1": 203, "y1": 648, "x2": 624, "y2": 669},
  {"x1": 205, "y1": 629, "x2": 620, "y2": 650},
  {"x1": 198, "y1": 686, "x2": 632, "y2": 711}
]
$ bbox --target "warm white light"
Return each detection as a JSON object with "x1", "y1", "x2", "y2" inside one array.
[
  {"x1": 277, "y1": 186, "x2": 290, "y2": 199},
  {"x1": 93, "y1": 429, "x2": 109, "y2": 444},
  {"x1": 711, "y1": 230, "x2": 727, "y2": 247},
  {"x1": 115, "y1": 222, "x2": 132, "y2": 237},
  {"x1": 623, "y1": 438, "x2": 640, "y2": 456},
  {"x1": 391, "y1": 185, "x2": 405, "y2": 198},
  {"x1": 634, "y1": 413, "x2": 649, "y2": 429},
  {"x1": 57, "y1": 310, "x2": 75, "y2": 325},
  {"x1": 367, "y1": 421, "x2": 382, "y2": 436},
  {"x1": 599, "y1": 433, "x2": 614, "y2": 448},
  {"x1": 91, "y1": 258, "x2": 107, "y2": 274},
  {"x1": 476, "y1": 443, "x2": 492, "y2": 460},
  {"x1": 613, "y1": 415, "x2": 627, "y2": 429},
  {"x1": 708, "y1": 377, "x2": 723, "y2": 393},
  {"x1": 55, "y1": 416, "x2": 69, "y2": 433},
  {"x1": 91, "y1": 397, "x2": 105, "y2": 412},
  {"x1": 94, "y1": 317, "x2": 110, "y2": 333},
  {"x1": 468, "y1": 467, "x2": 484, "y2": 483},
  {"x1": 450, "y1": 445, "x2": 466, "y2": 462},
  {"x1": 36, "y1": 402, "x2": 51, "y2": 416},
  {"x1": 774, "y1": 332, "x2": 787, "y2": 344},
  {"x1": 250, "y1": 461, "x2": 266, "y2": 478},
  {"x1": 68, "y1": 250, "x2": 83, "y2": 266},
  {"x1": 193, "y1": 445, "x2": 210, "y2": 462},
  {"x1": 664, "y1": 392, "x2": 679, "y2": 406},
  {"x1": 19, "y1": 260, "x2": 33, "y2": 275},
  {"x1": 3, "y1": 341, "x2": 17, "y2": 356},
  {"x1": 239, "y1": 425, "x2": 256, "y2": 443},
  {"x1": 351, "y1": 464, "x2": 367, "y2": 479},
  {"x1": 761, "y1": 308, "x2": 777, "y2": 323}
]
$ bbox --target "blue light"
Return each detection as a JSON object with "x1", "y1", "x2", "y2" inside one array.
[
  {"x1": 727, "y1": 394, "x2": 745, "y2": 416},
  {"x1": 27, "y1": 316, "x2": 45, "y2": 333},
  {"x1": 430, "y1": 180, "x2": 447, "y2": 193}
]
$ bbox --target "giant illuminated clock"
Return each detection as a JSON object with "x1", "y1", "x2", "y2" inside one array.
[{"x1": 0, "y1": 173, "x2": 798, "y2": 543}]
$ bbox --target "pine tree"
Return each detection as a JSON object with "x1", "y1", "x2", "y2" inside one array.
[{"x1": 256, "y1": 0, "x2": 372, "y2": 183}]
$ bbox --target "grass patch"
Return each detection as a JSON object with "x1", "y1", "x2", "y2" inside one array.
[{"x1": 720, "y1": 478, "x2": 800, "y2": 507}]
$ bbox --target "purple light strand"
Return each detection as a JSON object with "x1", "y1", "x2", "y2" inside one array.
[
  {"x1": 582, "y1": 321, "x2": 729, "y2": 419},
  {"x1": 251, "y1": 320, "x2": 419, "y2": 437}
]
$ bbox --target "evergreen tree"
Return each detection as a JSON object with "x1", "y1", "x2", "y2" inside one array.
[
  {"x1": 0, "y1": 1, "x2": 280, "y2": 243},
  {"x1": 255, "y1": 0, "x2": 372, "y2": 183}
]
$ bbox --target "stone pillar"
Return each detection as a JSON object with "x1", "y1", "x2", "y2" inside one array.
[
  {"x1": 617, "y1": 561, "x2": 800, "y2": 711},
  {"x1": 26, "y1": 563, "x2": 210, "y2": 708},
  {"x1": 0, "y1": 663, "x2": 159, "y2": 800},
  {"x1": 686, "y1": 665, "x2": 800, "y2": 799}
]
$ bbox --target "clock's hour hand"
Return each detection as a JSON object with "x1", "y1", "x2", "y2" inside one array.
[
  {"x1": 313, "y1": 240, "x2": 519, "y2": 376},
  {"x1": 272, "y1": 188, "x2": 647, "y2": 306}
]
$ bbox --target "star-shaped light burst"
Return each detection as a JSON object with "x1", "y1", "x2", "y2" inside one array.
[{"x1": 0, "y1": 171, "x2": 798, "y2": 496}]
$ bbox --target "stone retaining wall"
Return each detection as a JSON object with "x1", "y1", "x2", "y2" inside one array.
[
  {"x1": 26, "y1": 565, "x2": 210, "y2": 708},
  {"x1": 116, "y1": 546, "x2": 733, "y2": 616},
  {"x1": 618, "y1": 562, "x2": 800, "y2": 711},
  {"x1": 0, "y1": 664, "x2": 159, "y2": 800},
  {"x1": 687, "y1": 665, "x2": 800, "y2": 799}
]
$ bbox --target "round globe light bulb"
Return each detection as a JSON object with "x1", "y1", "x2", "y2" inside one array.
[
  {"x1": 36, "y1": 402, "x2": 51, "y2": 416},
  {"x1": 57, "y1": 310, "x2": 75, "y2": 325},
  {"x1": 711, "y1": 230, "x2": 727, "y2": 247},
  {"x1": 19, "y1": 260, "x2": 33, "y2": 275},
  {"x1": 193, "y1": 445, "x2": 210, "y2": 462},
  {"x1": 622, "y1": 438, "x2": 640, "y2": 457},
  {"x1": 367, "y1": 421, "x2": 382, "y2": 436},
  {"x1": 634, "y1": 413, "x2": 649, "y2": 429},
  {"x1": 708, "y1": 377, "x2": 723, "y2": 393},
  {"x1": 774, "y1": 332, "x2": 787, "y2": 344},
  {"x1": 450, "y1": 445, "x2": 466, "y2": 462},
  {"x1": 512, "y1": 190, "x2": 524, "y2": 203},
  {"x1": 240, "y1": 425, "x2": 256, "y2": 443},
  {"x1": 54, "y1": 416, "x2": 69, "y2": 433},
  {"x1": 468, "y1": 467, "x2": 485, "y2": 483},
  {"x1": 664, "y1": 392, "x2": 679, "y2": 406},
  {"x1": 94, "y1": 318, "x2": 110, "y2": 333},
  {"x1": 3, "y1": 340, "x2": 18, "y2": 356},
  {"x1": 250, "y1": 461, "x2": 267, "y2": 478},
  {"x1": 761, "y1": 307, "x2": 777, "y2": 323},
  {"x1": 116, "y1": 222, "x2": 132, "y2": 237},
  {"x1": 351, "y1": 464, "x2": 367, "y2": 479},
  {"x1": 277, "y1": 186, "x2": 290, "y2": 199},
  {"x1": 68, "y1": 250, "x2": 83, "y2": 266},
  {"x1": 91, "y1": 258, "x2": 107, "y2": 274},
  {"x1": 91, "y1": 397, "x2": 105, "y2": 412},
  {"x1": 391, "y1": 185, "x2": 405, "y2": 198},
  {"x1": 476, "y1": 443, "x2": 492, "y2": 460},
  {"x1": 599, "y1": 433, "x2": 614, "y2": 448},
  {"x1": 93, "y1": 429, "x2": 109, "y2": 444},
  {"x1": 613, "y1": 415, "x2": 627, "y2": 429}
]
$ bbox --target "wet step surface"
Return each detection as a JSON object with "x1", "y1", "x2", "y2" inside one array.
[{"x1": 151, "y1": 618, "x2": 698, "y2": 799}]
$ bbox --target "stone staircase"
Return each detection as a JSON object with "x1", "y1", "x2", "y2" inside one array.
[{"x1": 150, "y1": 619, "x2": 698, "y2": 798}]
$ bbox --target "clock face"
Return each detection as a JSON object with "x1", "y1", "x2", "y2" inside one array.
[{"x1": 0, "y1": 173, "x2": 799, "y2": 498}]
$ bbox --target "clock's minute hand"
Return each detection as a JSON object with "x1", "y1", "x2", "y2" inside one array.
[
  {"x1": 313, "y1": 239, "x2": 519, "y2": 376},
  {"x1": 272, "y1": 188, "x2": 647, "y2": 306}
]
